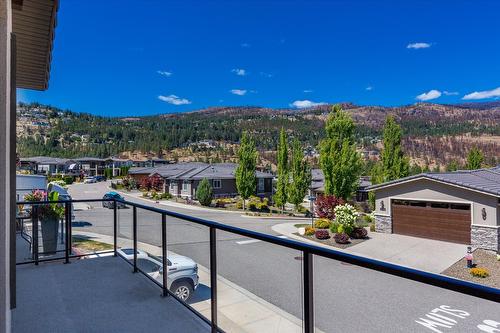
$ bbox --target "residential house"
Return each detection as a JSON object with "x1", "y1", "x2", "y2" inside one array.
[
  {"x1": 75, "y1": 157, "x2": 106, "y2": 176},
  {"x1": 105, "y1": 157, "x2": 133, "y2": 177},
  {"x1": 129, "y1": 162, "x2": 273, "y2": 199},
  {"x1": 368, "y1": 166, "x2": 500, "y2": 251},
  {"x1": 18, "y1": 156, "x2": 77, "y2": 176},
  {"x1": 310, "y1": 169, "x2": 371, "y2": 202}
]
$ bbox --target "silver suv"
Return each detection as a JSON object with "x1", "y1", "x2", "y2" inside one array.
[{"x1": 117, "y1": 248, "x2": 199, "y2": 301}]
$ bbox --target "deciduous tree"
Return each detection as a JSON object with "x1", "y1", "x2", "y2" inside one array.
[
  {"x1": 274, "y1": 128, "x2": 288, "y2": 212},
  {"x1": 288, "y1": 138, "x2": 311, "y2": 211},
  {"x1": 235, "y1": 132, "x2": 258, "y2": 210},
  {"x1": 319, "y1": 105, "x2": 362, "y2": 199}
]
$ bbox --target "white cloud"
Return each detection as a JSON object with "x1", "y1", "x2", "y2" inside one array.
[
  {"x1": 230, "y1": 89, "x2": 247, "y2": 96},
  {"x1": 158, "y1": 94, "x2": 191, "y2": 105},
  {"x1": 240, "y1": 43, "x2": 251, "y2": 48},
  {"x1": 407, "y1": 42, "x2": 431, "y2": 49},
  {"x1": 416, "y1": 89, "x2": 441, "y2": 101},
  {"x1": 366, "y1": 86, "x2": 373, "y2": 91},
  {"x1": 462, "y1": 87, "x2": 500, "y2": 100},
  {"x1": 157, "y1": 70, "x2": 172, "y2": 77},
  {"x1": 231, "y1": 68, "x2": 246, "y2": 76},
  {"x1": 443, "y1": 91, "x2": 459, "y2": 96},
  {"x1": 303, "y1": 89, "x2": 313, "y2": 93},
  {"x1": 290, "y1": 100, "x2": 326, "y2": 109}
]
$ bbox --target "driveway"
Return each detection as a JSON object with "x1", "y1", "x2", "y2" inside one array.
[
  {"x1": 347, "y1": 231, "x2": 466, "y2": 273},
  {"x1": 273, "y1": 223, "x2": 466, "y2": 273}
]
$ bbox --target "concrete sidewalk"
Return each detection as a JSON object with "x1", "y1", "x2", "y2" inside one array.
[
  {"x1": 72, "y1": 230, "x2": 306, "y2": 333},
  {"x1": 272, "y1": 222, "x2": 466, "y2": 274}
]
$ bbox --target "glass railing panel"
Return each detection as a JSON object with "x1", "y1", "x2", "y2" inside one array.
[
  {"x1": 166, "y1": 216, "x2": 211, "y2": 322},
  {"x1": 216, "y1": 230, "x2": 304, "y2": 332},
  {"x1": 71, "y1": 199, "x2": 115, "y2": 257}
]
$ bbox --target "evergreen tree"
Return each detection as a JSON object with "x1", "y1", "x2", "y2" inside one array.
[
  {"x1": 288, "y1": 139, "x2": 312, "y2": 211},
  {"x1": 274, "y1": 128, "x2": 288, "y2": 211},
  {"x1": 319, "y1": 105, "x2": 362, "y2": 199},
  {"x1": 446, "y1": 160, "x2": 459, "y2": 172},
  {"x1": 380, "y1": 116, "x2": 409, "y2": 181},
  {"x1": 197, "y1": 178, "x2": 213, "y2": 206},
  {"x1": 466, "y1": 147, "x2": 484, "y2": 170},
  {"x1": 235, "y1": 132, "x2": 257, "y2": 209}
]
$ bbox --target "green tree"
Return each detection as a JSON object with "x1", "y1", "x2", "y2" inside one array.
[
  {"x1": 235, "y1": 132, "x2": 258, "y2": 209},
  {"x1": 288, "y1": 139, "x2": 312, "y2": 211},
  {"x1": 196, "y1": 178, "x2": 213, "y2": 206},
  {"x1": 466, "y1": 147, "x2": 483, "y2": 170},
  {"x1": 319, "y1": 105, "x2": 362, "y2": 199},
  {"x1": 274, "y1": 128, "x2": 288, "y2": 211},
  {"x1": 380, "y1": 116, "x2": 409, "y2": 181},
  {"x1": 446, "y1": 160, "x2": 459, "y2": 172}
]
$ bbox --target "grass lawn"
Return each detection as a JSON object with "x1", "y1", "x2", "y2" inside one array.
[
  {"x1": 72, "y1": 237, "x2": 113, "y2": 252},
  {"x1": 294, "y1": 223, "x2": 312, "y2": 228}
]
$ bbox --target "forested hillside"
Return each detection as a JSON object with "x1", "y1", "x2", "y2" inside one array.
[{"x1": 16, "y1": 101, "x2": 500, "y2": 168}]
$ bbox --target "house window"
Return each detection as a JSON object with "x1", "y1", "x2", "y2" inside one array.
[
  {"x1": 258, "y1": 178, "x2": 265, "y2": 192},
  {"x1": 183, "y1": 181, "x2": 189, "y2": 190},
  {"x1": 212, "y1": 179, "x2": 222, "y2": 189}
]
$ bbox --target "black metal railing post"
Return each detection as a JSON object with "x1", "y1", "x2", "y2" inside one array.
[
  {"x1": 303, "y1": 251, "x2": 314, "y2": 333},
  {"x1": 64, "y1": 202, "x2": 71, "y2": 264},
  {"x1": 113, "y1": 199, "x2": 118, "y2": 257},
  {"x1": 133, "y1": 206, "x2": 138, "y2": 273},
  {"x1": 161, "y1": 213, "x2": 168, "y2": 297},
  {"x1": 32, "y1": 205, "x2": 39, "y2": 265},
  {"x1": 209, "y1": 227, "x2": 218, "y2": 333}
]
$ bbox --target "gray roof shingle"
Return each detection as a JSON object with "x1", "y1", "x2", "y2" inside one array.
[{"x1": 368, "y1": 166, "x2": 500, "y2": 197}]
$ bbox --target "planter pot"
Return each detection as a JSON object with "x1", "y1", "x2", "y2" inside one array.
[{"x1": 41, "y1": 216, "x2": 59, "y2": 254}]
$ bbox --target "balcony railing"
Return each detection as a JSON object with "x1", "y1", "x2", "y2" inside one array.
[{"x1": 16, "y1": 198, "x2": 500, "y2": 333}]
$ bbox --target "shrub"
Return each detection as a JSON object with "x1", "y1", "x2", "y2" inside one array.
[
  {"x1": 363, "y1": 214, "x2": 374, "y2": 224},
  {"x1": 149, "y1": 174, "x2": 164, "y2": 192},
  {"x1": 314, "y1": 218, "x2": 331, "y2": 229},
  {"x1": 351, "y1": 227, "x2": 368, "y2": 239},
  {"x1": 315, "y1": 229, "x2": 330, "y2": 240},
  {"x1": 215, "y1": 199, "x2": 227, "y2": 208},
  {"x1": 369, "y1": 223, "x2": 375, "y2": 232},
  {"x1": 469, "y1": 267, "x2": 489, "y2": 278},
  {"x1": 334, "y1": 233, "x2": 350, "y2": 244},
  {"x1": 315, "y1": 195, "x2": 345, "y2": 220},
  {"x1": 329, "y1": 222, "x2": 340, "y2": 234},
  {"x1": 304, "y1": 226, "x2": 316, "y2": 236},
  {"x1": 161, "y1": 192, "x2": 172, "y2": 199},
  {"x1": 140, "y1": 177, "x2": 152, "y2": 191},
  {"x1": 63, "y1": 176, "x2": 74, "y2": 185},
  {"x1": 236, "y1": 200, "x2": 243, "y2": 209},
  {"x1": 334, "y1": 203, "x2": 358, "y2": 236},
  {"x1": 197, "y1": 178, "x2": 213, "y2": 206}
]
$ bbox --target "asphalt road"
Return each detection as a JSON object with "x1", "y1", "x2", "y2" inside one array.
[{"x1": 69, "y1": 182, "x2": 500, "y2": 333}]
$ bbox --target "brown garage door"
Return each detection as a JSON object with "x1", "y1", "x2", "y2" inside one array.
[{"x1": 392, "y1": 200, "x2": 471, "y2": 244}]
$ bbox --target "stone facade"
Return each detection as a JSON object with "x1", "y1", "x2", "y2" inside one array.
[
  {"x1": 471, "y1": 225, "x2": 500, "y2": 252},
  {"x1": 375, "y1": 215, "x2": 392, "y2": 234}
]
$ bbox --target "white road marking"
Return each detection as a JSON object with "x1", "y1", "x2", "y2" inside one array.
[{"x1": 236, "y1": 235, "x2": 287, "y2": 245}]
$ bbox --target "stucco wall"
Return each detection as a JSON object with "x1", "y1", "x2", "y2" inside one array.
[{"x1": 373, "y1": 178, "x2": 499, "y2": 227}]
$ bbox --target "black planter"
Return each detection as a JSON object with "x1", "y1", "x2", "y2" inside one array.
[{"x1": 41, "y1": 217, "x2": 59, "y2": 254}]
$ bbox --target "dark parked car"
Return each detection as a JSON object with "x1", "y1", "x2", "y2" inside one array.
[
  {"x1": 102, "y1": 191, "x2": 126, "y2": 209},
  {"x1": 95, "y1": 176, "x2": 107, "y2": 182}
]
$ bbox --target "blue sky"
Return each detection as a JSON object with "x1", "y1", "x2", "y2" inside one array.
[{"x1": 20, "y1": 0, "x2": 500, "y2": 116}]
